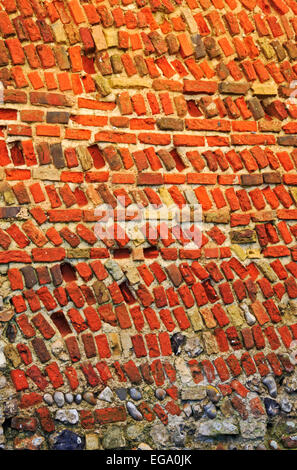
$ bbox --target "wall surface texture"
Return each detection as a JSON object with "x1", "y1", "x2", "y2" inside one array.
[{"x1": 0, "y1": 0, "x2": 297, "y2": 451}]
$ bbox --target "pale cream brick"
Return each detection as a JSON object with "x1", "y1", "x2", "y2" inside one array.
[
  {"x1": 109, "y1": 77, "x2": 151, "y2": 89},
  {"x1": 32, "y1": 167, "x2": 60, "y2": 180},
  {"x1": 92, "y1": 25, "x2": 107, "y2": 51},
  {"x1": 181, "y1": 7, "x2": 198, "y2": 34},
  {"x1": 52, "y1": 20, "x2": 67, "y2": 43}
]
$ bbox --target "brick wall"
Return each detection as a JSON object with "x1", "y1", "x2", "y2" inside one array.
[{"x1": 0, "y1": 0, "x2": 297, "y2": 450}]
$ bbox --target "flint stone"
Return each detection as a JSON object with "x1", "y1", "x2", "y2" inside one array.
[
  {"x1": 52, "y1": 430, "x2": 84, "y2": 450},
  {"x1": 55, "y1": 409, "x2": 79, "y2": 425},
  {"x1": 204, "y1": 403, "x2": 217, "y2": 419},
  {"x1": 43, "y1": 393, "x2": 54, "y2": 405},
  {"x1": 75, "y1": 394, "x2": 82, "y2": 404},
  {"x1": 65, "y1": 393, "x2": 73, "y2": 404},
  {"x1": 264, "y1": 397, "x2": 280, "y2": 417},
  {"x1": 129, "y1": 388, "x2": 142, "y2": 401},
  {"x1": 127, "y1": 401, "x2": 143, "y2": 421},
  {"x1": 53, "y1": 391, "x2": 65, "y2": 408},
  {"x1": 115, "y1": 388, "x2": 127, "y2": 401},
  {"x1": 99, "y1": 387, "x2": 113, "y2": 403}
]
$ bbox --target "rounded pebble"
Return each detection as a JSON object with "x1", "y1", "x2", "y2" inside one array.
[
  {"x1": 155, "y1": 388, "x2": 166, "y2": 400},
  {"x1": 65, "y1": 393, "x2": 73, "y2": 404},
  {"x1": 75, "y1": 394, "x2": 82, "y2": 404},
  {"x1": 83, "y1": 392, "x2": 97, "y2": 405},
  {"x1": 43, "y1": 393, "x2": 54, "y2": 406},
  {"x1": 129, "y1": 388, "x2": 142, "y2": 401},
  {"x1": 262, "y1": 375, "x2": 277, "y2": 398},
  {"x1": 126, "y1": 401, "x2": 143, "y2": 421},
  {"x1": 53, "y1": 391, "x2": 65, "y2": 408},
  {"x1": 206, "y1": 386, "x2": 221, "y2": 404},
  {"x1": 204, "y1": 403, "x2": 217, "y2": 419}
]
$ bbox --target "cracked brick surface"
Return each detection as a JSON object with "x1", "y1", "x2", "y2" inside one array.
[{"x1": 0, "y1": 0, "x2": 297, "y2": 451}]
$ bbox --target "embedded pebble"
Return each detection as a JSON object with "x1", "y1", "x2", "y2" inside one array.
[
  {"x1": 155, "y1": 388, "x2": 166, "y2": 400},
  {"x1": 269, "y1": 440, "x2": 279, "y2": 450},
  {"x1": 52, "y1": 430, "x2": 84, "y2": 451},
  {"x1": 281, "y1": 397, "x2": 292, "y2": 413},
  {"x1": 99, "y1": 387, "x2": 113, "y2": 403},
  {"x1": 75, "y1": 394, "x2": 82, "y2": 404},
  {"x1": 55, "y1": 409, "x2": 79, "y2": 425},
  {"x1": 83, "y1": 392, "x2": 96, "y2": 405},
  {"x1": 264, "y1": 398, "x2": 280, "y2": 417},
  {"x1": 115, "y1": 388, "x2": 127, "y2": 401},
  {"x1": 204, "y1": 403, "x2": 217, "y2": 419},
  {"x1": 192, "y1": 403, "x2": 203, "y2": 420},
  {"x1": 43, "y1": 393, "x2": 54, "y2": 406},
  {"x1": 126, "y1": 401, "x2": 143, "y2": 421},
  {"x1": 170, "y1": 333, "x2": 186, "y2": 355},
  {"x1": 53, "y1": 391, "x2": 65, "y2": 408},
  {"x1": 206, "y1": 386, "x2": 221, "y2": 404},
  {"x1": 65, "y1": 393, "x2": 74, "y2": 404},
  {"x1": 262, "y1": 375, "x2": 277, "y2": 398},
  {"x1": 129, "y1": 388, "x2": 142, "y2": 401}
]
